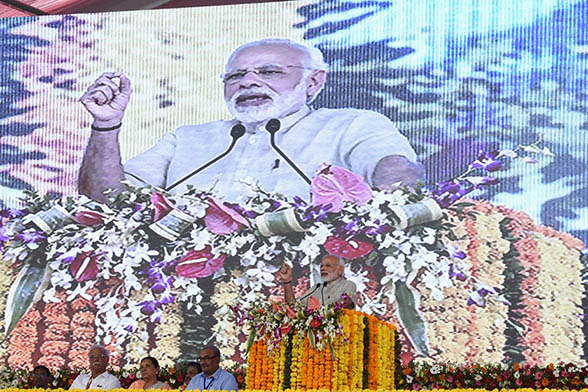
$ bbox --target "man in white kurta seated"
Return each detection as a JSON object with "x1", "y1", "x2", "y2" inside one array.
[
  {"x1": 279, "y1": 255, "x2": 356, "y2": 309},
  {"x1": 78, "y1": 38, "x2": 420, "y2": 203},
  {"x1": 69, "y1": 344, "x2": 120, "y2": 390}
]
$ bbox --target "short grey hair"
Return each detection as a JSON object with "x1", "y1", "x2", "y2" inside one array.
[
  {"x1": 201, "y1": 345, "x2": 221, "y2": 359},
  {"x1": 226, "y1": 38, "x2": 329, "y2": 72},
  {"x1": 88, "y1": 344, "x2": 109, "y2": 360}
]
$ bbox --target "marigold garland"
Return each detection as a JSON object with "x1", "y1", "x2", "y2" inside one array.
[{"x1": 245, "y1": 309, "x2": 397, "y2": 391}]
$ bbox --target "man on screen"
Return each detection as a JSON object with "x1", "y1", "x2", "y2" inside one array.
[{"x1": 78, "y1": 38, "x2": 420, "y2": 203}]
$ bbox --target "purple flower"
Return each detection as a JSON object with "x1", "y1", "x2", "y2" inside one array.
[
  {"x1": 471, "y1": 150, "x2": 502, "y2": 172},
  {"x1": 0, "y1": 226, "x2": 9, "y2": 242},
  {"x1": 140, "y1": 301, "x2": 158, "y2": 315},
  {"x1": 448, "y1": 263, "x2": 466, "y2": 281},
  {"x1": 431, "y1": 180, "x2": 474, "y2": 208},
  {"x1": 292, "y1": 196, "x2": 307, "y2": 208},
  {"x1": 302, "y1": 203, "x2": 331, "y2": 223},
  {"x1": 151, "y1": 276, "x2": 172, "y2": 294},
  {"x1": 15, "y1": 231, "x2": 45, "y2": 243},
  {"x1": 467, "y1": 286, "x2": 497, "y2": 307},
  {"x1": 133, "y1": 203, "x2": 145, "y2": 212},
  {"x1": 0, "y1": 208, "x2": 24, "y2": 219},
  {"x1": 448, "y1": 246, "x2": 466, "y2": 260}
]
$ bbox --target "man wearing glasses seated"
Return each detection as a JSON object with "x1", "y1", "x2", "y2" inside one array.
[
  {"x1": 79, "y1": 38, "x2": 419, "y2": 203},
  {"x1": 69, "y1": 344, "x2": 121, "y2": 390},
  {"x1": 186, "y1": 346, "x2": 237, "y2": 392}
]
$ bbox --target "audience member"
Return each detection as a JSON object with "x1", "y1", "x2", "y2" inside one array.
[
  {"x1": 32, "y1": 365, "x2": 52, "y2": 389},
  {"x1": 184, "y1": 362, "x2": 202, "y2": 386},
  {"x1": 186, "y1": 346, "x2": 237, "y2": 391},
  {"x1": 69, "y1": 344, "x2": 121, "y2": 390},
  {"x1": 128, "y1": 357, "x2": 171, "y2": 390}
]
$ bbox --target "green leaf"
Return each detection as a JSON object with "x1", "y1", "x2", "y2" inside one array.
[
  {"x1": 327, "y1": 335, "x2": 335, "y2": 361},
  {"x1": 5, "y1": 256, "x2": 50, "y2": 336},
  {"x1": 245, "y1": 327, "x2": 257, "y2": 354},
  {"x1": 307, "y1": 328, "x2": 316, "y2": 349},
  {"x1": 394, "y1": 281, "x2": 430, "y2": 356}
]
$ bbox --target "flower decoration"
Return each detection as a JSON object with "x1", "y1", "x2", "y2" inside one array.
[
  {"x1": 311, "y1": 164, "x2": 372, "y2": 212},
  {"x1": 204, "y1": 198, "x2": 250, "y2": 234},
  {"x1": 175, "y1": 246, "x2": 226, "y2": 278},
  {"x1": 151, "y1": 192, "x2": 174, "y2": 222}
]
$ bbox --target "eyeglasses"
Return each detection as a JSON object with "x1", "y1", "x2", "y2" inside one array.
[
  {"x1": 220, "y1": 65, "x2": 314, "y2": 84},
  {"x1": 197, "y1": 355, "x2": 219, "y2": 361}
]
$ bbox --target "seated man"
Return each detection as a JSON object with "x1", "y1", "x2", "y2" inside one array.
[
  {"x1": 69, "y1": 344, "x2": 120, "y2": 390},
  {"x1": 78, "y1": 38, "x2": 420, "y2": 203},
  {"x1": 186, "y1": 346, "x2": 237, "y2": 392},
  {"x1": 279, "y1": 254, "x2": 356, "y2": 308},
  {"x1": 32, "y1": 365, "x2": 52, "y2": 389},
  {"x1": 184, "y1": 362, "x2": 202, "y2": 386}
]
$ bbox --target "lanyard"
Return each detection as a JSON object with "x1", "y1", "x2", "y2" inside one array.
[
  {"x1": 203, "y1": 376, "x2": 215, "y2": 390},
  {"x1": 85, "y1": 377, "x2": 94, "y2": 389}
]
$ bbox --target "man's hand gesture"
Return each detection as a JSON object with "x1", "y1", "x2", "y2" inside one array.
[
  {"x1": 80, "y1": 72, "x2": 132, "y2": 128},
  {"x1": 278, "y1": 263, "x2": 293, "y2": 284}
]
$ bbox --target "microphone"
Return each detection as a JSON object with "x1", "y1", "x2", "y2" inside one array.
[
  {"x1": 299, "y1": 282, "x2": 324, "y2": 301},
  {"x1": 265, "y1": 119, "x2": 311, "y2": 184},
  {"x1": 165, "y1": 123, "x2": 246, "y2": 191}
]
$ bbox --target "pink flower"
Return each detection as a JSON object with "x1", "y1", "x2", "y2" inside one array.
[
  {"x1": 151, "y1": 192, "x2": 174, "y2": 222},
  {"x1": 280, "y1": 323, "x2": 293, "y2": 334},
  {"x1": 310, "y1": 319, "x2": 322, "y2": 328},
  {"x1": 324, "y1": 235, "x2": 374, "y2": 259},
  {"x1": 204, "y1": 198, "x2": 250, "y2": 235},
  {"x1": 308, "y1": 296, "x2": 321, "y2": 312},
  {"x1": 311, "y1": 164, "x2": 372, "y2": 212},
  {"x1": 74, "y1": 210, "x2": 104, "y2": 226},
  {"x1": 70, "y1": 251, "x2": 99, "y2": 282},
  {"x1": 176, "y1": 245, "x2": 226, "y2": 278}
]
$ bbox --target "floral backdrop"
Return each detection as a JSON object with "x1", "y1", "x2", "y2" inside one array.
[{"x1": 0, "y1": 0, "x2": 586, "y2": 373}]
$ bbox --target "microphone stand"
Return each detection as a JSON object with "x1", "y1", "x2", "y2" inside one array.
[
  {"x1": 265, "y1": 119, "x2": 311, "y2": 185},
  {"x1": 165, "y1": 123, "x2": 246, "y2": 192}
]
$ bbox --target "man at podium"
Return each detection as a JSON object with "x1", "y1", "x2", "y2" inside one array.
[{"x1": 279, "y1": 254, "x2": 356, "y2": 309}]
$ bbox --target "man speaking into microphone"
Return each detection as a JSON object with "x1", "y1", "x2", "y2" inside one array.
[
  {"x1": 279, "y1": 254, "x2": 356, "y2": 309},
  {"x1": 78, "y1": 38, "x2": 419, "y2": 203}
]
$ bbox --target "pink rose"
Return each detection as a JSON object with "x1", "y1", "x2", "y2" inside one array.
[
  {"x1": 151, "y1": 192, "x2": 174, "y2": 222},
  {"x1": 324, "y1": 235, "x2": 374, "y2": 259},
  {"x1": 204, "y1": 198, "x2": 250, "y2": 235},
  {"x1": 311, "y1": 164, "x2": 372, "y2": 212},
  {"x1": 70, "y1": 251, "x2": 99, "y2": 282},
  {"x1": 74, "y1": 210, "x2": 104, "y2": 226},
  {"x1": 176, "y1": 246, "x2": 226, "y2": 278}
]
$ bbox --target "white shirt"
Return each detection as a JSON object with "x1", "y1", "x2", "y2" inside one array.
[
  {"x1": 69, "y1": 371, "x2": 121, "y2": 390},
  {"x1": 124, "y1": 106, "x2": 417, "y2": 202},
  {"x1": 301, "y1": 277, "x2": 357, "y2": 306}
]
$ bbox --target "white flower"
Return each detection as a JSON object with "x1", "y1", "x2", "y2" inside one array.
[
  {"x1": 126, "y1": 243, "x2": 159, "y2": 262},
  {"x1": 66, "y1": 281, "x2": 95, "y2": 301},
  {"x1": 50, "y1": 267, "x2": 73, "y2": 289},
  {"x1": 381, "y1": 255, "x2": 408, "y2": 284},
  {"x1": 344, "y1": 265, "x2": 369, "y2": 292}
]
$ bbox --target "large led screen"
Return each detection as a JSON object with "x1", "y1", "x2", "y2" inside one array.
[{"x1": 0, "y1": 0, "x2": 587, "y2": 370}]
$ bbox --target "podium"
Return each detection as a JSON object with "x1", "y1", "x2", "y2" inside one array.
[{"x1": 246, "y1": 309, "x2": 398, "y2": 390}]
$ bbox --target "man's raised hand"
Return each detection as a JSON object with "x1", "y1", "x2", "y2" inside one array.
[
  {"x1": 278, "y1": 263, "x2": 293, "y2": 284},
  {"x1": 80, "y1": 72, "x2": 132, "y2": 128}
]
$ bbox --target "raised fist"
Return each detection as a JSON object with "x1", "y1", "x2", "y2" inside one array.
[{"x1": 80, "y1": 72, "x2": 132, "y2": 128}]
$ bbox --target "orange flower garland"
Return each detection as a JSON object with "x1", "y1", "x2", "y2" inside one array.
[{"x1": 245, "y1": 309, "x2": 397, "y2": 391}]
